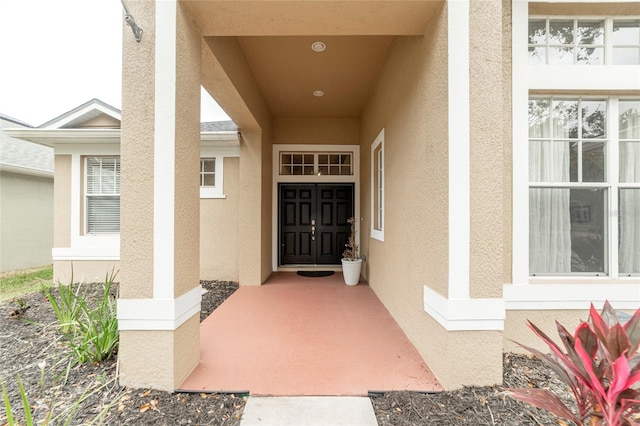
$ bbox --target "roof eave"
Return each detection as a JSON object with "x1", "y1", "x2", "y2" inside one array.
[{"x1": 4, "y1": 128, "x2": 240, "y2": 147}]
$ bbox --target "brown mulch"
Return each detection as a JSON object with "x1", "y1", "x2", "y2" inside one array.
[{"x1": 1, "y1": 281, "x2": 575, "y2": 425}]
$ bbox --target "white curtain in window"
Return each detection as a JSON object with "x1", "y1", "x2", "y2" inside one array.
[
  {"x1": 529, "y1": 124, "x2": 572, "y2": 273},
  {"x1": 619, "y1": 108, "x2": 640, "y2": 274}
]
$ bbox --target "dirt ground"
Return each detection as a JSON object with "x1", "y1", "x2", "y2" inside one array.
[{"x1": 1, "y1": 281, "x2": 571, "y2": 425}]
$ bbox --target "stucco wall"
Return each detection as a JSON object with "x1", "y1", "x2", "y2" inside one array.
[
  {"x1": 53, "y1": 155, "x2": 71, "y2": 249},
  {"x1": 273, "y1": 118, "x2": 359, "y2": 146},
  {"x1": 120, "y1": 0, "x2": 156, "y2": 300},
  {"x1": 360, "y1": 4, "x2": 454, "y2": 385},
  {"x1": 54, "y1": 260, "x2": 120, "y2": 284},
  {"x1": 0, "y1": 171, "x2": 53, "y2": 272},
  {"x1": 203, "y1": 36, "x2": 274, "y2": 285},
  {"x1": 200, "y1": 157, "x2": 239, "y2": 280},
  {"x1": 468, "y1": 0, "x2": 507, "y2": 299}
]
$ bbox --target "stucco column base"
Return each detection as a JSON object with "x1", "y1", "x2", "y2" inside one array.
[
  {"x1": 420, "y1": 315, "x2": 503, "y2": 390},
  {"x1": 119, "y1": 314, "x2": 200, "y2": 391}
]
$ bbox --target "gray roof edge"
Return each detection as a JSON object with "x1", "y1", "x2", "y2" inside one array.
[{"x1": 0, "y1": 114, "x2": 33, "y2": 128}]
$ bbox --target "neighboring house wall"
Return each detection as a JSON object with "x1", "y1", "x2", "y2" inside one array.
[
  {"x1": 200, "y1": 157, "x2": 240, "y2": 281},
  {"x1": 0, "y1": 116, "x2": 54, "y2": 272},
  {"x1": 0, "y1": 171, "x2": 53, "y2": 272}
]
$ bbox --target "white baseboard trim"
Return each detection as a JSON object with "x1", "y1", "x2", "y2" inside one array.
[
  {"x1": 118, "y1": 285, "x2": 202, "y2": 331},
  {"x1": 504, "y1": 283, "x2": 640, "y2": 310},
  {"x1": 52, "y1": 247, "x2": 120, "y2": 261},
  {"x1": 423, "y1": 286, "x2": 505, "y2": 331}
]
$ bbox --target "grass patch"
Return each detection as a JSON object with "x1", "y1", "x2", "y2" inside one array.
[{"x1": 0, "y1": 265, "x2": 53, "y2": 302}]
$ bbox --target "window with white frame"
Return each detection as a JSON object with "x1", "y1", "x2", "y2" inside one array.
[
  {"x1": 528, "y1": 17, "x2": 640, "y2": 65},
  {"x1": 200, "y1": 158, "x2": 216, "y2": 187},
  {"x1": 528, "y1": 97, "x2": 640, "y2": 277},
  {"x1": 371, "y1": 130, "x2": 384, "y2": 241},
  {"x1": 613, "y1": 19, "x2": 640, "y2": 64},
  {"x1": 86, "y1": 157, "x2": 120, "y2": 234},
  {"x1": 199, "y1": 157, "x2": 225, "y2": 198}
]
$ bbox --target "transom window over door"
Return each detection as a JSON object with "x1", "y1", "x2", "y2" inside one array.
[
  {"x1": 528, "y1": 97, "x2": 640, "y2": 277},
  {"x1": 86, "y1": 157, "x2": 120, "y2": 234},
  {"x1": 280, "y1": 152, "x2": 353, "y2": 176}
]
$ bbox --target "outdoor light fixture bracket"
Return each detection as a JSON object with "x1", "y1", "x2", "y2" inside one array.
[{"x1": 120, "y1": 0, "x2": 143, "y2": 42}]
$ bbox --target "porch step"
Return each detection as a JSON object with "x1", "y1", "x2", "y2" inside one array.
[{"x1": 240, "y1": 397, "x2": 378, "y2": 426}]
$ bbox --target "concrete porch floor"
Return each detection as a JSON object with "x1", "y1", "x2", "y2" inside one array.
[{"x1": 179, "y1": 272, "x2": 442, "y2": 396}]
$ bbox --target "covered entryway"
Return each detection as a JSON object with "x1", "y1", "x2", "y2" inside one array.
[
  {"x1": 279, "y1": 184, "x2": 354, "y2": 265},
  {"x1": 179, "y1": 272, "x2": 442, "y2": 396}
]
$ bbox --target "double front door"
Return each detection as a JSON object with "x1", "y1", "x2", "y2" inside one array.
[{"x1": 279, "y1": 184, "x2": 354, "y2": 265}]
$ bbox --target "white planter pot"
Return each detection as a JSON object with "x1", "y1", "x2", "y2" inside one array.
[{"x1": 341, "y1": 258, "x2": 362, "y2": 286}]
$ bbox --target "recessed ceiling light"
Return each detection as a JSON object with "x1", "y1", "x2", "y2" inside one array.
[
  {"x1": 311, "y1": 41, "x2": 326, "y2": 52},
  {"x1": 313, "y1": 90, "x2": 324, "y2": 97}
]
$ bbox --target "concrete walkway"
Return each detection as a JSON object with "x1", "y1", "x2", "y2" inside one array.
[
  {"x1": 240, "y1": 397, "x2": 378, "y2": 426},
  {"x1": 179, "y1": 272, "x2": 442, "y2": 395}
]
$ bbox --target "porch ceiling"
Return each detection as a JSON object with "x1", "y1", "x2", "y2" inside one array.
[{"x1": 181, "y1": 0, "x2": 444, "y2": 118}]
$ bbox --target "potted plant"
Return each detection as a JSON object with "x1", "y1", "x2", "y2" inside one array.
[{"x1": 341, "y1": 217, "x2": 362, "y2": 286}]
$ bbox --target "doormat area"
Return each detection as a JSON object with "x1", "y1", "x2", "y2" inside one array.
[{"x1": 297, "y1": 271, "x2": 335, "y2": 278}]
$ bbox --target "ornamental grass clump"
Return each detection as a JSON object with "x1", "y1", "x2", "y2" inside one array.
[
  {"x1": 47, "y1": 269, "x2": 119, "y2": 364},
  {"x1": 505, "y1": 301, "x2": 640, "y2": 426}
]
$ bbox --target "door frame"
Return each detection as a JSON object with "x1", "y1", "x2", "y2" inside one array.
[{"x1": 272, "y1": 144, "x2": 360, "y2": 271}]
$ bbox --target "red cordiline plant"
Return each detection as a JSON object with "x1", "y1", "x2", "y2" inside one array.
[{"x1": 505, "y1": 301, "x2": 640, "y2": 426}]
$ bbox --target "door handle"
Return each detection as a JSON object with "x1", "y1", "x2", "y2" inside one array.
[{"x1": 311, "y1": 219, "x2": 315, "y2": 241}]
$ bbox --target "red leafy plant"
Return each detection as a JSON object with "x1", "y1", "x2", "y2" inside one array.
[{"x1": 504, "y1": 302, "x2": 640, "y2": 426}]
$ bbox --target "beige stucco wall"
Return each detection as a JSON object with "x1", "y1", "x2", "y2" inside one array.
[
  {"x1": 119, "y1": 314, "x2": 200, "y2": 391},
  {"x1": 53, "y1": 155, "x2": 71, "y2": 249},
  {"x1": 200, "y1": 157, "x2": 239, "y2": 280},
  {"x1": 360, "y1": 4, "x2": 460, "y2": 387},
  {"x1": 502, "y1": 0, "x2": 513, "y2": 285},
  {"x1": 120, "y1": 0, "x2": 156, "y2": 300},
  {"x1": 53, "y1": 260, "x2": 120, "y2": 284},
  {"x1": 273, "y1": 118, "x2": 359, "y2": 146},
  {"x1": 0, "y1": 171, "x2": 53, "y2": 272},
  {"x1": 468, "y1": 0, "x2": 506, "y2": 299},
  {"x1": 203, "y1": 37, "x2": 274, "y2": 285},
  {"x1": 360, "y1": 0, "x2": 512, "y2": 389},
  {"x1": 173, "y1": 2, "x2": 202, "y2": 299},
  {"x1": 78, "y1": 114, "x2": 120, "y2": 129},
  {"x1": 504, "y1": 309, "x2": 589, "y2": 354}
]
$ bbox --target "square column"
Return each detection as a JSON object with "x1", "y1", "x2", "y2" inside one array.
[
  {"x1": 117, "y1": 0, "x2": 202, "y2": 391},
  {"x1": 422, "y1": 0, "x2": 507, "y2": 388}
]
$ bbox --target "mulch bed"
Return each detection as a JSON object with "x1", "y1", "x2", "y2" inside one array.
[{"x1": 1, "y1": 281, "x2": 573, "y2": 425}]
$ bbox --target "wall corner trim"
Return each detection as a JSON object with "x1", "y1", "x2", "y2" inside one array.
[
  {"x1": 423, "y1": 285, "x2": 505, "y2": 331},
  {"x1": 117, "y1": 285, "x2": 201, "y2": 331}
]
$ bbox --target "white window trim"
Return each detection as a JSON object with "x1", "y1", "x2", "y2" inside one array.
[
  {"x1": 199, "y1": 156, "x2": 224, "y2": 198},
  {"x1": 509, "y1": 1, "x2": 640, "y2": 310},
  {"x1": 370, "y1": 129, "x2": 384, "y2": 242},
  {"x1": 53, "y1": 147, "x2": 121, "y2": 262}
]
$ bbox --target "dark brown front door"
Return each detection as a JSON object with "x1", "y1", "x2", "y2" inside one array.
[{"x1": 279, "y1": 184, "x2": 354, "y2": 265}]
